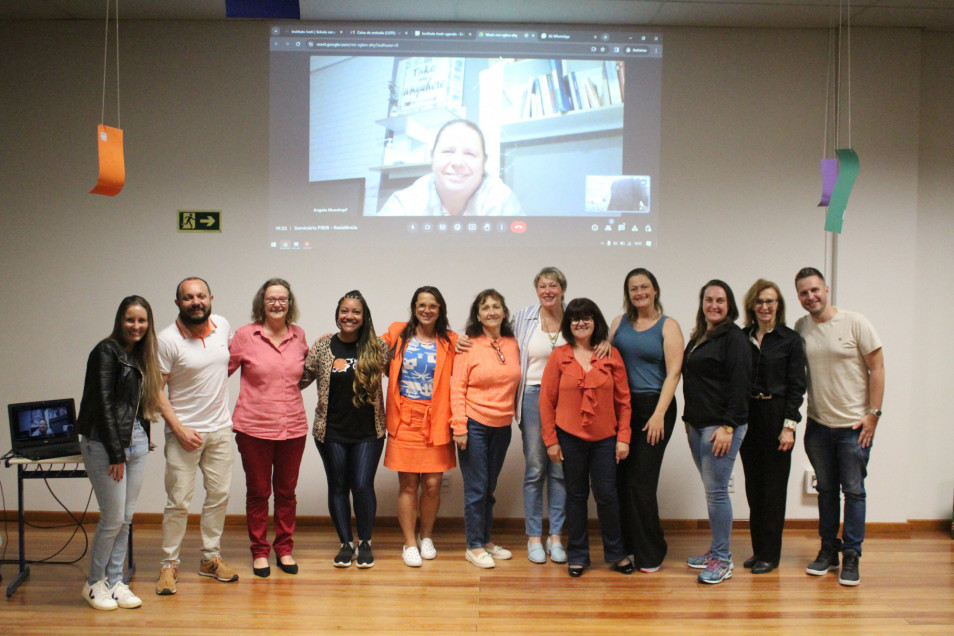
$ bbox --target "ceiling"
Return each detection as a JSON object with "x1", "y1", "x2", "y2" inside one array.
[{"x1": 1, "y1": 0, "x2": 952, "y2": 31}]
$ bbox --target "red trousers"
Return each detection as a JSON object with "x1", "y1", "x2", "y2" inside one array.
[{"x1": 235, "y1": 431, "x2": 307, "y2": 559}]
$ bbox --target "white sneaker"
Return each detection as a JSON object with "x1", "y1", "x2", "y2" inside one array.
[
  {"x1": 82, "y1": 580, "x2": 118, "y2": 611},
  {"x1": 109, "y1": 581, "x2": 142, "y2": 609},
  {"x1": 402, "y1": 545, "x2": 423, "y2": 567},
  {"x1": 465, "y1": 549, "x2": 496, "y2": 569},
  {"x1": 485, "y1": 544, "x2": 512, "y2": 560},
  {"x1": 417, "y1": 535, "x2": 437, "y2": 560}
]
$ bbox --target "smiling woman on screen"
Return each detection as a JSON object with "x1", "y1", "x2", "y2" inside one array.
[{"x1": 377, "y1": 119, "x2": 521, "y2": 217}]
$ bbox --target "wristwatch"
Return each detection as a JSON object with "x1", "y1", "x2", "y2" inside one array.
[
  {"x1": 721, "y1": 425, "x2": 735, "y2": 434},
  {"x1": 868, "y1": 408, "x2": 883, "y2": 418},
  {"x1": 783, "y1": 420, "x2": 797, "y2": 431}
]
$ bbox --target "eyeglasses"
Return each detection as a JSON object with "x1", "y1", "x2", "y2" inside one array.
[
  {"x1": 489, "y1": 339, "x2": 505, "y2": 365},
  {"x1": 265, "y1": 296, "x2": 289, "y2": 306},
  {"x1": 570, "y1": 317, "x2": 593, "y2": 326},
  {"x1": 754, "y1": 299, "x2": 777, "y2": 307}
]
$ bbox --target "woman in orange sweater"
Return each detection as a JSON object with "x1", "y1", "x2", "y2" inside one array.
[
  {"x1": 382, "y1": 286, "x2": 458, "y2": 567},
  {"x1": 540, "y1": 298, "x2": 634, "y2": 577},
  {"x1": 451, "y1": 289, "x2": 522, "y2": 569}
]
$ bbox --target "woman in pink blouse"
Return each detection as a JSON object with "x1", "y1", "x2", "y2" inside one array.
[
  {"x1": 228, "y1": 278, "x2": 309, "y2": 578},
  {"x1": 540, "y1": 297, "x2": 633, "y2": 577}
]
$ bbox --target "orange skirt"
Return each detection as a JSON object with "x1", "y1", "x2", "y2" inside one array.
[{"x1": 384, "y1": 396, "x2": 456, "y2": 473}]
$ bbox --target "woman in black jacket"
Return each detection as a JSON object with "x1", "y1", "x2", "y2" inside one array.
[
  {"x1": 76, "y1": 295, "x2": 162, "y2": 610},
  {"x1": 682, "y1": 280, "x2": 752, "y2": 585},
  {"x1": 739, "y1": 279, "x2": 806, "y2": 574}
]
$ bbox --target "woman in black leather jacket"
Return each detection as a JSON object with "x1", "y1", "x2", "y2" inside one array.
[{"x1": 76, "y1": 295, "x2": 161, "y2": 610}]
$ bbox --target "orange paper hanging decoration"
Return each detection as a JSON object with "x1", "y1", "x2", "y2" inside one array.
[
  {"x1": 91, "y1": 0, "x2": 124, "y2": 196},
  {"x1": 90, "y1": 124, "x2": 125, "y2": 196}
]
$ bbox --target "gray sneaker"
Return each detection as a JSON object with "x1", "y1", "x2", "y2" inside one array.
[
  {"x1": 697, "y1": 558, "x2": 733, "y2": 584},
  {"x1": 838, "y1": 549, "x2": 860, "y2": 586},
  {"x1": 806, "y1": 544, "x2": 840, "y2": 576}
]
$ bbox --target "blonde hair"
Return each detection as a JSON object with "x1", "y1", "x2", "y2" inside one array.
[{"x1": 109, "y1": 296, "x2": 162, "y2": 421}]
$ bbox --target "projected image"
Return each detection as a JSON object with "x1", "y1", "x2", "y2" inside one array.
[
  {"x1": 270, "y1": 23, "x2": 662, "y2": 247},
  {"x1": 308, "y1": 56, "x2": 626, "y2": 218},
  {"x1": 585, "y1": 175, "x2": 651, "y2": 213}
]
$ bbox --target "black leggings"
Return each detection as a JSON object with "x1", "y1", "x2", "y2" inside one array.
[{"x1": 315, "y1": 437, "x2": 385, "y2": 544}]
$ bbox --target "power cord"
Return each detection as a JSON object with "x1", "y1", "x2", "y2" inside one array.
[{"x1": 0, "y1": 459, "x2": 93, "y2": 567}]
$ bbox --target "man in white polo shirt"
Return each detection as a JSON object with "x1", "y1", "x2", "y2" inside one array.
[{"x1": 155, "y1": 277, "x2": 237, "y2": 595}]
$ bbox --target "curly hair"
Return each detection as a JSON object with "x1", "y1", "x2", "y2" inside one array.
[{"x1": 336, "y1": 291, "x2": 384, "y2": 409}]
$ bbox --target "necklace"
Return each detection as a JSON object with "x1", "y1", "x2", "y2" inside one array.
[{"x1": 540, "y1": 312, "x2": 560, "y2": 349}]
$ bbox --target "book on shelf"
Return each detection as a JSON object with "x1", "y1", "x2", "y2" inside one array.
[{"x1": 518, "y1": 60, "x2": 623, "y2": 119}]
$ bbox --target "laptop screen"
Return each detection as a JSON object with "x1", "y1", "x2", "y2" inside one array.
[{"x1": 8, "y1": 398, "x2": 79, "y2": 456}]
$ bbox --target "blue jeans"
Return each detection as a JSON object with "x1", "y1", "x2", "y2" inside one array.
[
  {"x1": 520, "y1": 385, "x2": 566, "y2": 537},
  {"x1": 557, "y1": 428, "x2": 627, "y2": 566},
  {"x1": 457, "y1": 418, "x2": 512, "y2": 549},
  {"x1": 82, "y1": 421, "x2": 149, "y2": 586},
  {"x1": 686, "y1": 423, "x2": 746, "y2": 562},
  {"x1": 315, "y1": 437, "x2": 385, "y2": 544},
  {"x1": 804, "y1": 419, "x2": 870, "y2": 554}
]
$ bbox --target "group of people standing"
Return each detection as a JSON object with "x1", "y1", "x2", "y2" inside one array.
[{"x1": 73, "y1": 265, "x2": 884, "y2": 609}]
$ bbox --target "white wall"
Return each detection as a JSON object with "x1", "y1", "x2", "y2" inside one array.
[{"x1": 1, "y1": 20, "x2": 950, "y2": 524}]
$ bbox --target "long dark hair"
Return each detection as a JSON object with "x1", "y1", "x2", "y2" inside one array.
[
  {"x1": 109, "y1": 295, "x2": 161, "y2": 421},
  {"x1": 392, "y1": 286, "x2": 452, "y2": 359},
  {"x1": 464, "y1": 289, "x2": 515, "y2": 338},
  {"x1": 335, "y1": 290, "x2": 383, "y2": 408},
  {"x1": 690, "y1": 279, "x2": 739, "y2": 346}
]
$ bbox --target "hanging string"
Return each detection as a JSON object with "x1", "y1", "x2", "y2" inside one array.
[
  {"x1": 822, "y1": 11, "x2": 835, "y2": 159},
  {"x1": 99, "y1": 0, "x2": 108, "y2": 124},
  {"x1": 845, "y1": 0, "x2": 851, "y2": 148},
  {"x1": 98, "y1": 0, "x2": 121, "y2": 127},
  {"x1": 836, "y1": 0, "x2": 843, "y2": 150}
]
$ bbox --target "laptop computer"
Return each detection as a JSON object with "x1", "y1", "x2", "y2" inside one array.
[{"x1": 8, "y1": 398, "x2": 82, "y2": 460}]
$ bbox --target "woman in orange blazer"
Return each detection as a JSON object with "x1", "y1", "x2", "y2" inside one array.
[{"x1": 382, "y1": 286, "x2": 458, "y2": 567}]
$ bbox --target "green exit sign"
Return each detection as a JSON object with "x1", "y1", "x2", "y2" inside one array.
[{"x1": 178, "y1": 210, "x2": 222, "y2": 232}]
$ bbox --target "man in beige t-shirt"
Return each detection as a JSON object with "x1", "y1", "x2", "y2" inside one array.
[{"x1": 793, "y1": 267, "x2": 884, "y2": 587}]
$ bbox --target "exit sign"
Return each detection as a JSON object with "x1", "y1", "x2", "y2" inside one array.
[{"x1": 178, "y1": 210, "x2": 222, "y2": 232}]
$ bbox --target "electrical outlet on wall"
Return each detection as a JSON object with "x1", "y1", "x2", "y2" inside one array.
[
  {"x1": 728, "y1": 475, "x2": 734, "y2": 493},
  {"x1": 441, "y1": 475, "x2": 451, "y2": 491},
  {"x1": 804, "y1": 469, "x2": 817, "y2": 494}
]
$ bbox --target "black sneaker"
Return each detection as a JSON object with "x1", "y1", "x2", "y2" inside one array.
[
  {"x1": 806, "y1": 544, "x2": 840, "y2": 576},
  {"x1": 334, "y1": 543, "x2": 355, "y2": 568},
  {"x1": 839, "y1": 550, "x2": 860, "y2": 586},
  {"x1": 356, "y1": 540, "x2": 375, "y2": 569}
]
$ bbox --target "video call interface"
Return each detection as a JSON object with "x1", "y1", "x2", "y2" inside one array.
[
  {"x1": 11, "y1": 405, "x2": 74, "y2": 441},
  {"x1": 268, "y1": 22, "x2": 662, "y2": 248}
]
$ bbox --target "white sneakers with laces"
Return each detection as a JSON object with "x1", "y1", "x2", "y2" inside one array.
[
  {"x1": 110, "y1": 581, "x2": 143, "y2": 608},
  {"x1": 82, "y1": 580, "x2": 117, "y2": 611}
]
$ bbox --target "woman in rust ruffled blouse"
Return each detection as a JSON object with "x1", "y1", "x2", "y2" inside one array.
[{"x1": 539, "y1": 297, "x2": 634, "y2": 578}]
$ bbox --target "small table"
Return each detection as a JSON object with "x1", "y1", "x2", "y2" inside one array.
[{"x1": 3, "y1": 455, "x2": 135, "y2": 598}]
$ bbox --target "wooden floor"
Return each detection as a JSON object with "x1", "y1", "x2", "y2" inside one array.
[{"x1": 3, "y1": 521, "x2": 954, "y2": 634}]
